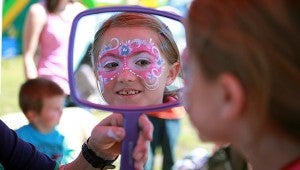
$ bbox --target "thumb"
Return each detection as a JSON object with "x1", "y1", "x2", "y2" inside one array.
[{"x1": 106, "y1": 127, "x2": 125, "y2": 141}]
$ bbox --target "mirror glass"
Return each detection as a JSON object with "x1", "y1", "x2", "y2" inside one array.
[{"x1": 69, "y1": 6, "x2": 186, "y2": 112}]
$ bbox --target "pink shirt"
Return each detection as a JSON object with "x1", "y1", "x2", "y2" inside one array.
[{"x1": 38, "y1": 6, "x2": 78, "y2": 94}]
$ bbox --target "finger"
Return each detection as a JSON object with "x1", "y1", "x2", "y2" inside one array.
[
  {"x1": 98, "y1": 113, "x2": 124, "y2": 127},
  {"x1": 138, "y1": 114, "x2": 153, "y2": 140},
  {"x1": 133, "y1": 140, "x2": 150, "y2": 170},
  {"x1": 90, "y1": 114, "x2": 125, "y2": 151},
  {"x1": 131, "y1": 114, "x2": 153, "y2": 170},
  {"x1": 91, "y1": 123, "x2": 125, "y2": 145},
  {"x1": 132, "y1": 114, "x2": 152, "y2": 159},
  {"x1": 133, "y1": 145, "x2": 149, "y2": 170},
  {"x1": 132, "y1": 121, "x2": 151, "y2": 169},
  {"x1": 89, "y1": 125, "x2": 125, "y2": 159},
  {"x1": 134, "y1": 155, "x2": 147, "y2": 170},
  {"x1": 132, "y1": 134, "x2": 150, "y2": 158}
]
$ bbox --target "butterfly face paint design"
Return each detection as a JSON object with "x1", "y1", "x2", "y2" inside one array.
[{"x1": 97, "y1": 38, "x2": 165, "y2": 92}]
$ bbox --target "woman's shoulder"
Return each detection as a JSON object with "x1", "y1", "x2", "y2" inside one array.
[
  {"x1": 29, "y1": 3, "x2": 46, "y2": 14},
  {"x1": 27, "y1": 3, "x2": 47, "y2": 21},
  {"x1": 71, "y1": 2, "x2": 87, "y2": 12}
]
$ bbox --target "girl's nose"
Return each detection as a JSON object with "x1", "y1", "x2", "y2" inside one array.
[{"x1": 117, "y1": 69, "x2": 137, "y2": 82}]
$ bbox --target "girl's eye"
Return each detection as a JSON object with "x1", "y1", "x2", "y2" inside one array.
[
  {"x1": 103, "y1": 62, "x2": 119, "y2": 71},
  {"x1": 136, "y1": 59, "x2": 151, "y2": 67}
]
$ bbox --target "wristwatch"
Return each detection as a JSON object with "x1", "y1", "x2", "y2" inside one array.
[{"x1": 81, "y1": 142, "x2": 117, "y2": 169}]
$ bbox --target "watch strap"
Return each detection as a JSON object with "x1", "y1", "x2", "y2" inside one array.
[{"x1": 81, "y1": 142, "x2": 117, "y2": 169}]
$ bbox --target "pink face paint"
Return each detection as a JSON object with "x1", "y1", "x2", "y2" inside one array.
[{"x1": 97, "y1": 38, "x2": 165, "y2": 91}]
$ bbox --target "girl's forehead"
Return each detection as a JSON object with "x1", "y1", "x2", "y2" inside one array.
[{"x1": 100, "y1": 27, "x2": 160, "y2": 44}]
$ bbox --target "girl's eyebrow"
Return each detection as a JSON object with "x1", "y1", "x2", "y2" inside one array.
[
  {"x1": 131, "y1": 48, "x2": 155, "y2": 56},
  {"x1": 99, "y1": 52, "x2": 118, "y2": 59},
  {"x1": 101, "y1": 50, "x2": 154, "y2": 59},
  {"x1": 132, "y1": 50, "x2": 149, "y2": 56}
]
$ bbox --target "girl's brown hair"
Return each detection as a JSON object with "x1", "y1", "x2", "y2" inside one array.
[
  {"x1": 187, "y1": 0, "x2": 300, "y2": 139},
  {"x1": 91, "y1": 12, "x2": 180, "y2": 69}
]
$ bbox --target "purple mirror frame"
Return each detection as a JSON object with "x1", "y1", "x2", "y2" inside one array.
[
  {"x1": 68, "y1": 5, "x2": 184, "y2": 113},
  {"x1": 68, "y1": 6, "x2": 185, "y2": 170}
]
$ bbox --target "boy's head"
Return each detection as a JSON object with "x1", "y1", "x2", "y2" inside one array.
[{"x1": 19, "y1": 78, "x2": 66, "y2": 133}]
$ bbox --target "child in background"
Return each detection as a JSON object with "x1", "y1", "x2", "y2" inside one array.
[{"x1": 16, "y1": 78, "x2": 74, "y2": 164}]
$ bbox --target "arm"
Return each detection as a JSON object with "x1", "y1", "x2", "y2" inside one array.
[
  {"x1": 1, "y1": 113, "x2": 152, "y2": 170},
  {"x1": 60, "y1": 113, "x2": 153, "y2": 170},
  {"x1": 22, "y1": 3, "x2": 47, "y2": 79},
  {"x1": 0, "y1": 120, "x2": 57, "y2": 170}
]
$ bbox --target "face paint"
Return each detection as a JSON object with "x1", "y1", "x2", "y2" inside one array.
[{"x1": 97, "y1": 38, "x2": 165, "y2": 91}]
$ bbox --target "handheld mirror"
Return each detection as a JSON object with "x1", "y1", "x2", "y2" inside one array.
[{"x1": 68, "y1": 6, "x2": 186, "y2": 170}]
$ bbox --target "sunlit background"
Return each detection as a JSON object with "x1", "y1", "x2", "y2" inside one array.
[
  {"x1": 2, "y1": 0, "x2": 191, "y2": 60},
  {"x1": 1, "y1": 1, "x2": 213, "y2": 170}
]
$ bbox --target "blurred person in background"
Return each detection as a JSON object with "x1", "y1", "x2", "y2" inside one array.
[{"x1": 22, "y1": 0, "x2": 86, "y2": 107}]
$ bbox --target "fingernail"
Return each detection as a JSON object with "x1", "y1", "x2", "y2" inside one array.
[{"x1": 107, "y1": 129, "x2": 119, "y2": 140}]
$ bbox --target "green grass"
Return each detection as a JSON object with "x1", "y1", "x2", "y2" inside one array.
[
  {"x1": 0, "y1": 56, "x2": 24, "y2": 115},
  {"x1": 0, "y1": 56, "x2": 213, "y2": 169}
]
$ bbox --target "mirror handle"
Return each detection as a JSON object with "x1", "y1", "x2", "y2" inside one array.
[{"x1": 120, "y1": 112, "x2": 142, "y2": 170}]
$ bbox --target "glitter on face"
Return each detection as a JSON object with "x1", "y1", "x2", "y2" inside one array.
[{"x1": 97, "y1": 38, "x2": 165, "y2": 92}]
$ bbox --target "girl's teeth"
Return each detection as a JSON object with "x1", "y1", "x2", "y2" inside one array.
[{"x1": 119, "y1": 90, "x2": 139, "y2": 95}]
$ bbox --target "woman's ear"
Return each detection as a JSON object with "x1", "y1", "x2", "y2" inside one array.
[
  {"x1": 166, "y1": 62, "x2": 180, "y2": 86},
  {"x1": 217, "y1": 73, "x2": 246, "y2": 121}
]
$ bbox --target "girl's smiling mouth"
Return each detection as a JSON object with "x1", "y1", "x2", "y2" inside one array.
[{"x1": 116, "y1": 89, "x2": 141, "y2": 95}]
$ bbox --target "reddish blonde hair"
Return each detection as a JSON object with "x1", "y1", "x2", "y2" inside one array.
[
  {"x1": 187, "y1": 0, "x2": 300, "y2": 139},
  {"x1": 19, "y1": 78, "x2": 65, "y2": 114}
]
